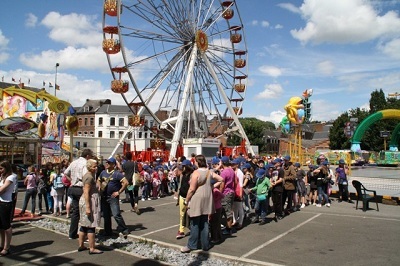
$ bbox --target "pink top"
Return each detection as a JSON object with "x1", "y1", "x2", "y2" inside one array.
[{"x1": 25, "y1": 173, "x2": 38, "y2": 189}]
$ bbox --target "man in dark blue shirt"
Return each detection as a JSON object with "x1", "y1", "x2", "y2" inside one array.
[{"x1": 97, "y1": 157, "x2": 129, "y2": 236}]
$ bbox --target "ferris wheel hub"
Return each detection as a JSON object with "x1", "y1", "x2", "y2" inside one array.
[{"x1": 196, "y1": 30, "x2": 208, "y2": 52}]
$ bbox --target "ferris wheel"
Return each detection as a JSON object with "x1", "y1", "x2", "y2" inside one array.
[{"x1": 102, "y1": 0, "x2": 254, "y2": 158}]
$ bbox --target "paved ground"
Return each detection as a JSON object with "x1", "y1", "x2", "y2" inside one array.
[{"x1": 6, "y1": 190, "x2": 400, "y2": 266}]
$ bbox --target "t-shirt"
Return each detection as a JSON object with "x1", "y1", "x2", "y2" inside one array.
[
  {"x1": 122, "y1": 161, "x2": 137, "y2": 185},
  {"x1": 0, "y1": 174, "x2": 15, "y2": 202},
  {"x1": 98, "y1": 170, "x2": 125, "y2": 197},
  {"x1": 221, "y1": 167, "x2": 235, "y2": 195}
]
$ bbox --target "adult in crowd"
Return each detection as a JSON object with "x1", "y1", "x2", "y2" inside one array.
[
  {"x1": 181, "y1": 154, "x2": 224, "y2": 253},
  {"x1": 44, "y1": 162, "x2": 55, "y2": 214},
  {"x1": 0, "y1": 160, "x2": 16, "y2": 256},
  {"x1": 19, "y1": 166, "x2": 38, "y2": 217},
  {"x1": 231, "y1": 159, "x2": 244, "y2": 230},
  {"x1": 122, "y1": 152, "x2": 140, "y2": 214},
  {"x1": 97, "y1": 157, "x2": 129, "y2": 237},
  {"x1": 242, "y1": 163, "x2": 254, "y2": 212},
  {"x1": 314, "y1": 161, "x2": 330, "y2": 207},
  {"x1": 141, "y1": 165, "x2": 152, "y2": 201},
  {"x1": 294, "y1": 162, "x2": 307, "y2": 209},
  {"x1": 270, "y1": 158, "x2": 284, "y2": 221},
  {"x1": 37, "y1": 168, "x2": 49, "y2": 215},
  {"x1": 282, "y1": 156, "x2": 296, "y2": 215},
  {"x1": 50, "y1": 165, "x2": 65, "y2": 216},
  {"x1": 77, "y1": 159, "x2": 103, "y2": 254},
  {"x1": 10, "y1": 165, "x2": 18, "y2": 221},
  {"x1": 219, "y1": 156, "x2": 236, "y2": 236},
  {"x1": 307, "y1": 164, "x2": 318, "y2": 205},
  {"x1": 176, "y1": 160, "x2": 193, "y2": 239},
  {"x1": 335, "y1": 159, "x2": 352, "y2": 203},
  {"x1": 64, "y1": 148, "x2": 94, "y2": 239}
]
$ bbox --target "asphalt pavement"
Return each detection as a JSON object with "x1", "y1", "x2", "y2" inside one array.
[{"x1": 5, "y1": 189, "x2": 400, "y2": 266}]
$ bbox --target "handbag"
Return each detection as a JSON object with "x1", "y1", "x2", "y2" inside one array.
[{"x1": 127, "y1": 185, "x2": 134, "y2": 191}]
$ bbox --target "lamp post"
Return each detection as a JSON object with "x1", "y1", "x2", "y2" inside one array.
[{"x1": 55, "y1": 63, "x2": 60, "y2": 97}]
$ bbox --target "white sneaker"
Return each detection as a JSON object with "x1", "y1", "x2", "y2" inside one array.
[
  {"x1": 313, "y1": 203, "x2": 316, "y2": 206},
  {"x1": 316, "y1": 204, "x2": 322, "y2": 207},
  {"x1": 326, "y1": 203, "x2": 331, "y2": 207},
  {"x1": 148, "y1": 198, "x2": 152, "y2": 201},
  {"x1": 141, "y1": 198, "x2": 145, "y2": 201},
  {"x1": 300, "y1": 204, "x2": 305, "y2": 209}
]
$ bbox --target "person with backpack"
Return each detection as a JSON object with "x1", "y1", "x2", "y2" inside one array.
[{"x1": 50, "y1": 165, "x2": 65, "y2": 216}]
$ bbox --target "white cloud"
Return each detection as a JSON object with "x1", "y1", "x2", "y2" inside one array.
[
  {"x1": 317, "y1": 60, "x2": 334, "y2": 75},
  {"x1": 256, "y1": 83, "x2": 283, "y2": 99},
  {"x1": 309, "y1": 99, "x2": 341, "y2": 122},
  {"x1": 291, "y1": 0, "x2": 400, "y2": 44},
  {"x1": 261, "y1": 21, "x2": 270, "y2": 27},
  {"x1": 275, "y1": 24, "x2": 283, "y2": 29},
  {"x1": 277, "y1": 3, "x2": 301, "y2": 14},
  {"x1": 378, "y1": 38, "x2": 400, "y2": 59},
  {"x1": 258, "y1": 65, "x2": 283, "y2": 77},
  {"x1": 257, "y1": 110, "x2": 286, "y2": 126},
  {"x1": 20, "y1": 46, "x2": 109, "y2": 72},
  {"x1": 25, "y1": 13, "x2": 38, "y2": 28},
  {"x1": 0, "y1": 29, "x2": 10, "y2": 63},
  {"x1": 41, "y1": 12, "x2": 102, "y2": 47}
]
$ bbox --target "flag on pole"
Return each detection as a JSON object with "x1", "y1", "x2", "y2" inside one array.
[
  {"x1": 55, "y1": 84, "x2": 60, "y2": 90},
  {"x1": 43, "y1": 81, "x2": 46, "y2": 86},
  {"x1": 19, "y1": 78, "x2": 21, "y2": 83},
  {"x1": 1, "y1": 76, "x2": 3, "y2": 82},
  {"x1": 28, "y1": 78, "x2": 30, "y2": 84},
  {"x1": 12, "y1": 77, "x2": 15, "y2": 82},
  {"x1": 49, "y1": 82, "x2": 53, "y2": 87}
]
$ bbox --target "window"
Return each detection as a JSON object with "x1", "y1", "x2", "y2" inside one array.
[
  {"x1": 98, "y1": 131, "x2": 103, "y2": 138},
  {"x1": 84, "y1": 118, "x2": 88, "y2": 126},
  {"x1": 90, "y1": 118, "x2": 94, "y2": 126},
  {"x1": 149, "y1": 120, "x2": 154, "y2": 128},
  {"x1": 84, "y1": 131, "x2": 88, "y2": 136},
  {"x1": 144, "y1": 133, "x2": 147, "y2": 138},
  {"x1": 78, "y1": 118, "x2": 83, "y2": 127},
  {"x1": 84, "y1": 106, "x2": 90, "y2": 112},
  {"x1": 110, "y1": 117, "x2": 115, "y2": 126},
  {"x1": 99, "y1": 117, "x2": 103, "y2": 126},
  {"x1": 139, "y1": 132, "x2": 142, "y2": 138},
  {"x1": 83, "y1": 142, "x2": 88, "y2": 148},
  {"x1": 78, "y1": 132, "x2": 82, "y2": 136},
  {"x1": 150, "y1": 133, "x2": 153, "y2": 138},
  {"x1": 127, "y1": 132, "x2": 132, "y2": 139},
  {"x1": 110, "y1": 131, "x2": 115, "y2": 138},
  {"x1": 76, "y1": 141, "x2": 81, "y2": 149},
  {"x1": 119, "y1": 118, "x2": 124, "y2": 126},
  {"x1": 119, "y1": 131, "x2": 124, "y2": 138},
  {"x1": 90, "y1": 131, "x2": 94, "y2": 137}
]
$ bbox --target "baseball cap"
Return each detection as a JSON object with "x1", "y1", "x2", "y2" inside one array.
[
  {"x1": 338, "y1": 159, "x2": 345, "y2": 164},
  {"x1": 272, "y1": 158, "x2": 282, "y2": 164},
  {"x1": 294, "y1": 162, "x2": 301, "y2": 167},
  {"x1": 284, "y1": 155, "x2": 291, "y2": 161},
  {"x1": 266, "y1": 163, "x2": 275, "y2": 169},
  {"x1": 322, "y1": 161, "x2": 329, "y2": 166},
  {"x1": 241, "y1": 163, "x2": 252, "y2": 169},
  {"x1": 231, "y1": 158, "x2": 241, "y2": 165},
  {"x1": 256, "y1": 169, "x2": 266, "y2": 178},
  {"x1": 221, "y1": 156, "x2": 230, "y2": 164},
  {"x1": 143, "y1": 165, "x2": 150, "y2": 170},
  {"x1": 106, "y1": 158, "x2": 117, "y2": 164},
  {"x1": 181, "y1": 160, "x2": 192, "y2": 166},
  {"x1": 211, "y1": 158, "x2": 220, "y2": 164}
]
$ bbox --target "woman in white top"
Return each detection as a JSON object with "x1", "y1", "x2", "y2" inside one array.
[{"x1": 0, "y1": 160, "x2": 16, "y2": 256}]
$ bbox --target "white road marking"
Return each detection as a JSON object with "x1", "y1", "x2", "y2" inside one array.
[
  {"x1": 241, "y1": 213, "x2": 322, "y2": 258},
  {"x1": 11, "y1": 250, "x2": 78, "y2": 266},
  {"x1": 139, "y1": 224, "x2": 179, "y2": 237}
]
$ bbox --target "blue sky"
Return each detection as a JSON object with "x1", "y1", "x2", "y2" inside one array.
[{"x1": 1, "y1": 0, "x2": 400, "y2": 126}]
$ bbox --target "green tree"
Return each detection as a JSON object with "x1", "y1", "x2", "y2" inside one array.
[
  {"x1": 227, "y1": 118, "x2": 275, "y2": 150},
  {"x1": 369, "y1": 89, "x2": 386, "y2": 113}
]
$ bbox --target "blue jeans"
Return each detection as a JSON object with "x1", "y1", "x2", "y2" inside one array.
[
  {"x1": 187, "y1": 215, "x2": 209, "y2": 251},
  {"x1": 142, "y1": 182, "x2": 151, "y2": 199},
  {"x1": 254, "y1": 198, "x2": 268, "y2": 220},
  {"x1": 102, "y1": 196, "x2": 128, "y2": 235},
  {"x1": 317, "y1": 186, "x2": 329, "y2": 204},
  {"x1": 46, "y1": 189, "x2": 54, "y2": 210},
  {"x1": 21, "y1": 188, "x2": 37, "y2": 214}
]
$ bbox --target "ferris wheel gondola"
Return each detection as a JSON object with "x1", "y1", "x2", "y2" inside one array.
[{"x1": 102, "y1": 0, "x2": 254, "y2": 158}]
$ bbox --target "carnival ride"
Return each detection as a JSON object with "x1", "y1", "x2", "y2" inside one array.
[
  {"x1": 350, "y1": 109, "x2": 400, "y2": 166},
  {"x1": 280, "y1": 89, "x2": 313, "y2": 163},
  {"x1": 102, "y1": 0, "x2": 254, "y2": 160}
]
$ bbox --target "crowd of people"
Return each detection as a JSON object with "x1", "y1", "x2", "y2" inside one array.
[{"x1": 0, "y1": 149, "x2": 352, "y2": 256}]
